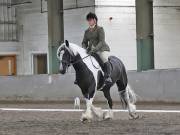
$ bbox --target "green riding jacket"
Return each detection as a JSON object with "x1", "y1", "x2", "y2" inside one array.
[{"x1": 82, "y1": 25, "x2": 110, "y2": 52}]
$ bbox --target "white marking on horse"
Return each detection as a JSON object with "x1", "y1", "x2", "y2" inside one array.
[{"x1": 68, "y1": 43, "x2": 102, "y2": 91}]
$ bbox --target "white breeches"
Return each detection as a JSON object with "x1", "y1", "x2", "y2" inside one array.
[{"x1": 97, "y1": 51, "x2": 110, "y2": 63}]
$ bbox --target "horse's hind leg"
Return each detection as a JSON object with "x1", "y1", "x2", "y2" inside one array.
[
  {"x1": 102, "y1": 87, "x2": 114, "y2": 120},
  {"x1": 116, "y1": 81, "x2": 138, "y2": 119},
  {"x1": 116, "y1": 80, "x2": 127, "y2": 108}
]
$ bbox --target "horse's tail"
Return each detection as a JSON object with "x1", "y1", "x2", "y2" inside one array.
[
  {"x1": 126, "y1": 84, "x2": 137, "y2": 104},
  {"x1": 119, "y1": 84, "x2": 137, "y2": 110}
]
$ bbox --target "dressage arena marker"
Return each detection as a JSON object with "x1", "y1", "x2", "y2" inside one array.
[{"x1": 1, "y1": 108, "x2": 180, "y2": 113}]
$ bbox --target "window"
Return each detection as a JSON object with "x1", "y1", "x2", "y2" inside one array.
[
  {"x1": 0, "y1": 0, "x2": 17, "y2": 41},
  {"x1": 33, "y1": 54, "x2": 47, "y2": 74}
]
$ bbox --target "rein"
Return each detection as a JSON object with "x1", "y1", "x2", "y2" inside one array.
[
  {"x1": 72, "y1": 54, "x2": 100, "y2": 69},
  {"x1": 60, "y1": 55, "x2": 90, "y2": 66},
  {"x1": 61, "y1": 54, "x2": 100, "y2": 69},
  {"x1": 90, "y1": 56, "x2": 100, "y2": 69},
  {"x1": 71, "y1": 55, "x2": 91, "y2": 65}
]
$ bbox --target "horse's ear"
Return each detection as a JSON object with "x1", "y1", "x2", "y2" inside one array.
[{"x1": 65, "y1": 40, "x2": 69, "y2": 48}]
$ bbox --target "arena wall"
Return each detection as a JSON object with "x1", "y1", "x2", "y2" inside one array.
[{"x1": 0, "y1": 69, "x2": 179, "y2": 103}]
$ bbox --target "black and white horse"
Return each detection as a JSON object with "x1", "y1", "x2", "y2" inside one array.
[{"x1": 57, "y1": 40, "x2": 138, "y2": 121}]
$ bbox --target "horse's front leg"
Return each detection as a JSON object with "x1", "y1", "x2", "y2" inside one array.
[
  {"x1": 80, "y1": 76, "x2": 104, "y2": 121},
  {"x1": 81, "y1": 98, "x2": 104, "y2": 122},
  {"x1": 80, "y1": 84, "x2": 95, "y2": 122},
  {"x1": 80, "y1": 98, "x2": 93, "y2": 122}
]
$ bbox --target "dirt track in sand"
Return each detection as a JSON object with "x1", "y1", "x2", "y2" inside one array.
[{"x1": 0, "y1": 103, "x2": 180, "y2": 135}]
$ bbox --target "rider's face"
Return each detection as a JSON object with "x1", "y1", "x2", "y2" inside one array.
[{"x1": 87, "y1": 19, "x2": 96, "y2": 27}]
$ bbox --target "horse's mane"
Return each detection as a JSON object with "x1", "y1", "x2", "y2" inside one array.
[
  {"x1": 58, "y1": 43, "x2": 87, "y2": 58},
  {"x1": 68, "y1": 43, "x2": 100, "y2": 69},
  {"x1": 68, "y1": 43, "x2": 88, "y2": 58}
]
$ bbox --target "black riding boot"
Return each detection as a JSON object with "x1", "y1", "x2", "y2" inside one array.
[
  {"x1": 74, "y1": 80, "x2": 78, "y2": 85},
  {"x1": 103, "y1": 62, "x2": 112, "y2": 84}
]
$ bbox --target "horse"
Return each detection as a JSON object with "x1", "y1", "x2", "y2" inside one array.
[{"x1": 57, "y1": 40, "x2": 138, "y2": 122}]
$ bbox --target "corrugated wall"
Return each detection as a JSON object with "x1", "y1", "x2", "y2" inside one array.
[
  {"x1": 1, "y1": 0, "x2": 180, "y2": 74},
  {"x1": 95, "y1": 0, "x2": 137, "y2": 70},
  {"x1": 96, "y1": 0, "x2": 180, "y2": 70},
  {"x1": 154, "y1": 0, "x2": 180, "y2": 69},
  {"x1": 16, "y1": 0, "x2": 48, "y2": 75},
  {"x1": 15, "y1": 0, "x2": 94, "y2": 75},
  {"x1": 64, "y1": 0, "x2": 95, "y2": 45}
]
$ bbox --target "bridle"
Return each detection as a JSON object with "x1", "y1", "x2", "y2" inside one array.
[{"x1": 61, "y1": 53, "x2": 100, "y2": 69}]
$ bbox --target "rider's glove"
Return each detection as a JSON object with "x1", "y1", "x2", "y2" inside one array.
[
  {"x1": 89, "y1": 48, "x2": 96, "y2": 55},
  {"x1": 86, "y1": 47, "x2": 91, "y2": 54}
]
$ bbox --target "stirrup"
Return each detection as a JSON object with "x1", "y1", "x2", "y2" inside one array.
[
  {"x1": 97, "y1": 80, "x2": 112, "y2": 91},
  {"x1": 97, "y1": 76, "x2": 112, "y2": 91},
  {"x1": 97, "y1": 84, "x2": 106, "y2": 91},
  {"x1": 105, "y1": 77, "x2": 112, "y2": 84}
]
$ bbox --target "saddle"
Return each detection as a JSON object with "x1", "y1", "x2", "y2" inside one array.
[
  {"x1": 91, "y1": 53, "x2": 113, "y2": 91},
  {"x1": 91, "y1": 53, "x2": 105, "y2": 70},
  {"x1": 91, "y1": 53, "x2": 113, "y2": 71}
]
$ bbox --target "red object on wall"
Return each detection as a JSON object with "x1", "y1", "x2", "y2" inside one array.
[{"x1": 109, "y1": 17, "x2": 113, "y2": 21}]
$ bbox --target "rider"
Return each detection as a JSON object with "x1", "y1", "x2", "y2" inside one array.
[{"x1": 75, "y1": 12, "x2": 112, "y2": 85}]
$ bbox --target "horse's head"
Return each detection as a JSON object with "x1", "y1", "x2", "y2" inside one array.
[{"x1": 57, "y1": 40, "x2": 74, "y2": 74}]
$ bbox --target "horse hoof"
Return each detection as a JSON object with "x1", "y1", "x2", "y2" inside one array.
[
  {"x1": 129, "y1": 113, "x2": 139, "y2": 120},
  {"x1": 80, "y1": 117, "x2": 92, "y2": 123},
  {"x1": 80, "y1": 118, "x2": 89, "y2": 123},
  {"x1": 103, "y1": 111, "x2": 113, "y2": 121},
  {"x1": 103, "y1": 114, "x2": 113, "y2": 121},
  {"x1": 103, "y1": 117, "x2": 112, "y2": 121}
]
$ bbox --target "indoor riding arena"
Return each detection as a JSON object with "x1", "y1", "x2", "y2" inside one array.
[{"x1": 0, "y1": 0, "x2": 180, "y2": 135}]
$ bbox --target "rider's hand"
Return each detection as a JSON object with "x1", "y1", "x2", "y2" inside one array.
[
  {"x1": 86, "y1": 47, "x2": 90, "y2": 53},
  {"x1": 88, "y1": 49, "x2": 96, "y2": 55},
  {"x1": 90, "y1": 48, "x2": 97, "y2": 54},
  {"x1": 88, "y1": 50, "x2": 93, "y2": 55}
]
